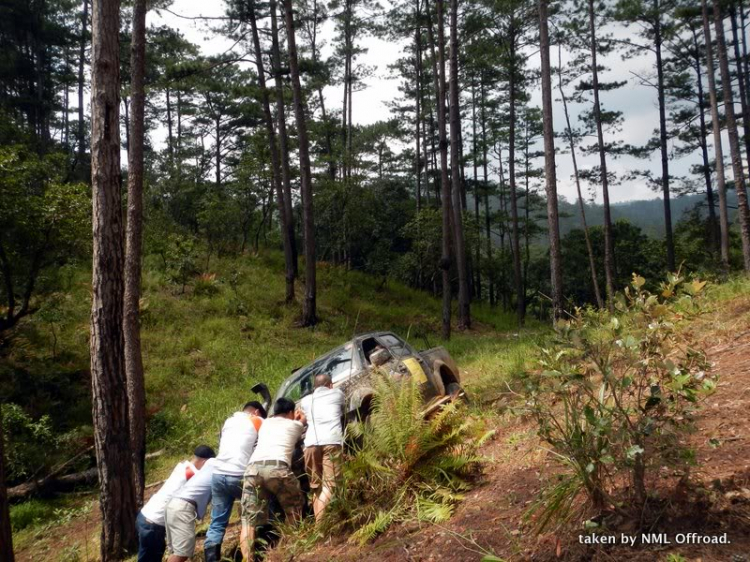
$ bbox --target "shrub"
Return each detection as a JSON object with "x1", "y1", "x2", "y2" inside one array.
[
  {"x1": 2, "y1": 403, "x2": 56, "y2": 483},
  {"x1": 323, "y1": 372, "x2": 492, "y2": 544},
  {"x1": 526, "y1": 273, "x2": 716, "y2": 532}
]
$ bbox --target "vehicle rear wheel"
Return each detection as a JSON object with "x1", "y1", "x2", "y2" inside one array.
[{"x1": 446, "y1": 382, "x2": 468, "y2": 403}]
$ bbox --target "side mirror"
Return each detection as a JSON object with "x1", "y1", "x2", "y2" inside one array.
[{"x1": 251, "y1": 382, "x2": 272, "y2": 415}]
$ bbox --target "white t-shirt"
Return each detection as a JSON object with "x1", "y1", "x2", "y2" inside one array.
[
  {"x1": 249, "y1": 417, "x2": 304, "y2": 466},
  {"x1": 172, "y1": 458, "x2": 216, "y2": 519},
  {"x1": 299, "y1": 387, "x2": 345, "y2": 448},
  {"x1": 140, "y1": 460, "x2": 198, "y2": 526},
  {"x1": 213, "y1": 412, "x2": 263, "y2": 476}
]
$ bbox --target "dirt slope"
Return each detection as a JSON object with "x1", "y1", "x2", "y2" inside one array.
[
  {"x1": 279, "y1": 292, "x2": 750, "y2": 562},
  {"x1": 12, "y1": 291, "x2": 750, "y2": 562}
]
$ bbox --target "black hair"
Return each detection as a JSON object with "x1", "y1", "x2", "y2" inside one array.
[
  {"x1": 274, "y1": 397, "x2": 296, "y2": 416},
  {"x1": 243, "y1": 400, "x2": 267, "y2": 419},
  {"x1": 193, "y1": 445, "x2": 216, "y2": 459}
]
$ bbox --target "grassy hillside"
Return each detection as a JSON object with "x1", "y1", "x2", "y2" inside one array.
[{"x1": 6, "y1": 250, "x2": 541, "y2": 557}]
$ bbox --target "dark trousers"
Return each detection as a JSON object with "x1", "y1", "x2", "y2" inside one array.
[{"x1": 136, "y1": 511, "x2": 167, "y2": 562}]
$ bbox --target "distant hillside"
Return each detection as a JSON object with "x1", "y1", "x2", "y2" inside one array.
[{"x1": 557, "y1": 191, "x2": 740, "y2": 238}]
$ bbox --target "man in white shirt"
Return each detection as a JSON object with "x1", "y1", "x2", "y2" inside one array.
[
  {"x1": 136, "y1": 445, "x2": 215, "y2": 562},
  {"x1": 203, "y1": 401, "x2": 266, "y2": 562},
  {"x1": 299, "y1": 373, "x2": 346, "y2": 521},
  {"x1": 239, "y1": 397, "x2": 306, "y2": 561},
  {"x1": 164, "y1": 457, "x2": 217, "y2": 562}
]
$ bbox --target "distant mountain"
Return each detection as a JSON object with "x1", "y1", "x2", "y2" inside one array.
[{"x1": 557, "y1": 191, "x2": 740, "y2": 238}]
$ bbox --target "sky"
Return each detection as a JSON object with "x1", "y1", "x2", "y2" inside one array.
[{"x1": 147, "y1": 0, "x2": 723, "y2": 206}]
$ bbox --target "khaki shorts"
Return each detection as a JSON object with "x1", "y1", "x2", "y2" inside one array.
[
  {"x1": 165, "y1": 498, "x2": 197, "y2": 557},
  {"x1": 241, "y1": 462, "x2": 304, "y2": 526},
  {"x1": 303, "y1": 445, "x2": 342, "y2": 492}
]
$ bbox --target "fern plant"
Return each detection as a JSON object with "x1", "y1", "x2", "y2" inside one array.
[{"x1": 323, "y1": 371, "x2": 492, "y2": 544}]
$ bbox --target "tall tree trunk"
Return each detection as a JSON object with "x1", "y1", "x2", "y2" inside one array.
[
  {"x1": 416, "y1": 0, "x2": 422, "y2": 212},
  {"x1": 124, "y1": 0, "x2": 147, "y2": 508},
  {"x1": 90, "y1": 0, "x2": 138, "y2": 557},
  {"x1": 539, "y1": 0, "x2": 563, "y2": 320},
  {"x1": 480, "y1": 73, "x2": 494, "y2": 306},
  {"x1": 283, "y1": 0, "x2": 317, "y2": 324},
  {"x1": 249, "y1": 0, "x2": 295, "y2": 303},
  {"x1": 713, "y1": 0, "x2": 750, "y2": 271},
  {"x1": 165, "y1": 88, "x2": 174, "y2": 160},
  {"x1": 270, "y1": 0, "x2": 299, "y2": 277},
  {"x1": 472, "y1": 80, "x2": 481, "y2": 300},
  {"x1": 427, "y1": 0, "x2": 453, "y2": 339},
  {"x1": 449, "y1": 0, "x2": 470, "y2": 329},
  {"x1": 77, "y1": 0, "x2": 89, "y2": 169},
  {"x1": 557, "y1": 47, "x2": 602, "y2": 309},
  {"x1": 588, "y1": 0, "x2": 615, "y2": 310},
  {"x1": 702, "y1": 0, "x2": 731, "y2": 268},
  {"x1": 729, "y1": 5, "x2": 750, "y2": 167},
  {"x1": 508, "y1": 35, "x2": 524, "y2": 326},
  {"x1": 691, "y1": 25, "x2": 719, "y2": 255},
  {"x1": 653, "y1": 0, "x2": 675, "y2": 271},
  {"x1": 215, "y1": 113, "x2": 221, "y2": 187},
  {"x1": 0, "y1": 411, "x2": 14, "y2": 562}
]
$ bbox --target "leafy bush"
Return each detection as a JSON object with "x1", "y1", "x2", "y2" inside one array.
[
  {"x1": 323, "y1": 372, "x2": 492, "y2": 544},
  {"x1": 193, "y1": 273, "x2": 220, "y2": 296},
  {"x1": 2, "y1": 403, "x2": 56, "y2": 483},
  {"x1": 526, "y1": 273, "x2": 716, "y2": 531}
]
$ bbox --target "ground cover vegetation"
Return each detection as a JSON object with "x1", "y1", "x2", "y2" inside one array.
[{"x1": 2, "y1": 0, "x2": 750, "y2": 558}]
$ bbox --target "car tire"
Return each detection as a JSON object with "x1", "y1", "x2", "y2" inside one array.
[{"x1": 446, "y1": 382, "x2": 468, "y2": 402}]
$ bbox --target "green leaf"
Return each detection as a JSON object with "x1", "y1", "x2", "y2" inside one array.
[{"x1": 626, "y1": 445, "x2": 644, "y2": 459}]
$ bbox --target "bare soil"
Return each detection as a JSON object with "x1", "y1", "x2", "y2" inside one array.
[{"x1": 12, "y1": 292, "x2": 750, "y2": 562}]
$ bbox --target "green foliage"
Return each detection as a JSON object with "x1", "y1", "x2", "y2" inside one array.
[
  {"x1": 0, "y1": 145, "x2": 90, "y2": 330},
  {"x1": 2, "y1": 403, "x2": 56, "y2": 483},
  {"x1": 527, "y1": 273, "x2": 716, "y2": 531},
  {"x1": 323, "y1": 372, "x2": 491, "y2": 544}
]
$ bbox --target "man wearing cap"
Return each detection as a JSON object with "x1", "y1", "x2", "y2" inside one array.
[
  {"x1": 239, "y1": 397, "x2": 306, "y2": 560},
  {"x1": 136, "y1": 445, "x2": 216, "y2": 562},
  {"x1": 203, "y1": 401, "x2": 266, "y2": 562},
  {"x1": 164, "y1": 452, "x2": 217, "y2": 562},
  {"x1": 299, "y1": 373, "x2": 345, "y2": 522}
]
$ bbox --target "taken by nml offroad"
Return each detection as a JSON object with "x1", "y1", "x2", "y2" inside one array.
[{"x1": 252, "y1": 331, "x2": 465, "y2": 420}]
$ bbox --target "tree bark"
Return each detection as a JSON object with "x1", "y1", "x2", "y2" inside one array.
[
  {"x1": 713, "y1": 0, "x2": 750, "y2": 270},
  {"x1": 588, "y1": 0, "x2": 615, "y2": 310},
  {"x1": 77, "y1": 0, "x2": 89, "y2": 170},
  {"x1": 283, "y1": 0, "x2": 317, "y2": 324},
  {"x1": 508, "y1": 31, "x2": 524, "y2": 326},
  {"x1": 480, "y1": 73, "x2": 494, "y2": 306},
  {"x1": 729, "y1": 5, "x2": 750, "y2": 169},
  {"x1": 249, "y1": 0, "x2": 295, "y2": 303},
  {"x1": 90, "y1": 0, "x2": 138, "y2": 557},
  {"x1": 702, "y1": 0, "x2": 731, "y2": 269},
  {"x1": 270, "y1": 0, "x2": 298, "y2": 277},
  {"x1": 427, "y1": 0, "x2": 453, "y2": 340},
  {"x1": 653, "y1": 0, "x2": 675, "y2": 272},
  {"x1": 558, "y1": 46, "x2": 602, "y2": 308},
  {"x1": 124, "y1": 0, "x2": 147, "y2": 508},
  {"x1": 449, "y1": 0, "x2": 470, "y2": 329},
  {"x1": 539, "y1": 0, "x2": 563, "y2": 320},
  {"x1": 0, "y1": 410, "x2": 15, "y2": 562},
  {"x1": 690, "y1": 25, "x2": 719, "y2": 256},
  {"x1": 415, "y1": 0, "x2": 422, "y2": 212}
]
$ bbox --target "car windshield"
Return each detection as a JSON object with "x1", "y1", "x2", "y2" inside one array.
[{"x1": 279, "y1": 343, "x2": 356, "y2": 401}]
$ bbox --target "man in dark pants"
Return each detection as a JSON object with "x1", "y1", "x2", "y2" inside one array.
[
  {"x1": 136, "y1": 445, "x2": 216, "y2": 562},
  {"x1": 204, "y1": 401, "x2": 266, "y2": 562}
]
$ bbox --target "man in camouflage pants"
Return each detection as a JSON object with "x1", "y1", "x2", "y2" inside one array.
[{"x1": 240, "y1": 397, "x2": 305, "y2": 560}]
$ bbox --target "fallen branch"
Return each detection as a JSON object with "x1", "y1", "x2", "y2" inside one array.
[{"x1": 8, "y1": 449, "x2": 166, "y2": 501}]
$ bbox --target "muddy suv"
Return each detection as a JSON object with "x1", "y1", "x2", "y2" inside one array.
[{"x1": 252, "y1": 331, "x2": 463, "y2": 418}]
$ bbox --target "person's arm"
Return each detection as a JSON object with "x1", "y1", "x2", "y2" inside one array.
[{"x1": 295, "y1": 408, "x2": 307, "y2": 426}]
